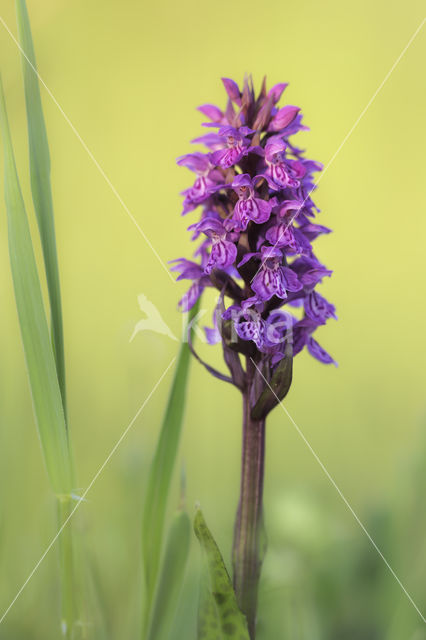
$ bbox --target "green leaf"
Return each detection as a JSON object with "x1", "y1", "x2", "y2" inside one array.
[
  {"x1": 146, "y1": 509, "x2": 191, "y2": 640},
  {"x1": 194, "y1": 508, "x2": 250, "y2": 640},
  {"x1": 251, "y1": 354, "x2": 292, "y2": 421},
  {"x1": 197, "y1": 573, "x2": 222, "y2": 640},
  {"x1": 15, "y1": 0, "x2": 67, "y2": 416},
  {"x1": 0, "y1": 78, "x2": 72, "y2": 495},
  {"x1": 142, "y1": 300, "x2": 200, "y2": 632}
]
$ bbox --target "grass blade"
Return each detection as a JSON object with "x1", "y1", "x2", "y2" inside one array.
[
  {"x1": 142, "y1": 300, "x2": 200, "y2": 633},
  {"x1": 194, "y1": 508, "x2": 250, "y2": 640},
  {"x1": 15, "y1": 0, "x2": 67, "y2": 416},
  {"x1": 0, "y1": 77, "x2": 72, "y2": 495},
  {"x1": 146, "y1": 509, "x2": 191, "y2": 640},
  {"x1": 1, "y1": 76, "x2": 82, "y2": 638}
]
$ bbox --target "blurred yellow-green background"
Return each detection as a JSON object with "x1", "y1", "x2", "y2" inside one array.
[{"x1": 0, "y1": 0, "x2": 425, "y2": 638}]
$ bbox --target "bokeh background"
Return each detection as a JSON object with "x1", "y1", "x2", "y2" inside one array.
[{"x1": 0, "y1": 0, "x2": 425, "y2": 638}]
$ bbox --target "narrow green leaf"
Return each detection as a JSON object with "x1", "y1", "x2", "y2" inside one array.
[
  {"x1": 146, "y1": 509, "x2": 191, "y2": 640},
  {"x1": 251, "y1": 354, "x2": 292, "y2": 421},
  {"x1": 197, "y1": 573, "x2": 222, "y2": 640},
  {"x1": 15, "y1": 0, "x2": 67, "y2": 416},
  {"x1": 142, "y1": 300, "x2": 200, "y2": 629},
  {"x1": 0, "y1": 78, "x2": 72, "y2": 495},
  {"x1": 194, "y1": 508, "x2": 250, "y2": 640}
]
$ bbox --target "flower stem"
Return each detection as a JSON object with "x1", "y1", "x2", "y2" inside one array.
[
  {"x1": 57, "y1": 496, "x2": 77, "y2": 639},
  {"x1": 232, "y1": 360, "x2": 266, "y2": 639}
]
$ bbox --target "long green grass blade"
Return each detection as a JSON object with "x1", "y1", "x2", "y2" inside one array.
[
  {"x1": 146, "y1": 509, "x2": 191, "y2": 640},
  {"x1": 0, "y1": 78, "x2": 72, "y2": 495},
  {"x1": 194, "y1": 508, "x2": 250, "y2": 640},
  {"x1": 142, "y1": 300, "x2": 200, "y2": 632},
  {"x1": 15, "y1": 0, "x2": 67, "y2": 416}
]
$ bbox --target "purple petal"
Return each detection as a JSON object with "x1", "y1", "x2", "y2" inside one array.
[
  {"x1": 204, "y1": 324, "x2": 221, "y2": 345},
  {"x1": 233, "y1": 198, "x2": 255, "y2": 230},
  {"x1": 249, "y1": 145, "x2": 265, "y2": 157},
  {"x1": 252, "y1": 266, "x2": 287, "y2": 301},
  {"x1": 241, "y1": 295, "x2": 263, "y2": 310},
  {"x1": 278, "y1": 200, "x2": 304, "y2": 216},
  {"x1": 300, "y1": 222, "x2": 332, "y2": 240},
  {"x1": 195, "y1": 217, "x2": 225, "y2": 236},
  {"x1": 268, "y1": 82, "x2": 288, "y2": 103},
  {"x1": 292, "y1": 257, "x2": 332, "y2": 286},
  {"x1": 258, "y1": 172, "x2": 282, "y2": 191},
  {"x1": 260, "y1": 245, "x2": 282, "y2": 260},
  {"x1": 205, "y1": 239, "x2": 237, "y2": 274},
  {"x1": 265, "y1": 223, "x2": 295, "y2": 248},
  {"x1": 192, "y1": 133, "x2": 223, "y2": 148},
  {"x1": 235, "y1": 318, "x2": 264, "y2": 349},
  {"x1": 252, "y1": 95, "x2": 274, "y2": 130},
  {"x1": 292, "y1": 326, "x2": 308, "y2": 356},
  {"x1": 222, "y1": 304, "x2": 240, "y2": 321},
  {"x1": 169, "y1": 258, "x2": 203, "y2": 281},
  {"x1": 254, "y1": 198, "x2": 272, "y2": 223},
  {"x1": 269, "y1": 105, "x2": 300, "y2": 132},
  {"x1": 239, "y1": 126, "x2": 255, "y2": 136},
  {"x1": 225, "y1": 98, "x2": 237, "y2": 124},
  {"x1": 304, "y1": 159, "x2": 323, "y2": 173},
  {"x1": 301, "y1": 268, "x2": 332, "y2": 286},
  {"x1": 197, "y1": 104, "x2": 223, "y2": 122},
  {"x1": 232, "y1": 173, "x2": 253, "y2": 189},
  {"x1": 178, "y1": 281, "x2": 204, "y2": 311},
  {"x1": 292, "y1": 228, "x2": 312, "y2": 255},
  {"x1": 222, "y1": 77, "x2": 241, "y2": 103},
  {"x1": 289, "y1": 159, "x2": 306, "y2": 179},
  {"x1": 267, "y1": 163, "x2": 292, "y2": 189},
  {"x1": 304, "y1": 291, "x2": 337, "y2": 324},
  {"x1": 177, "y1": 152, "x2": 210, "y2": 174},
  {"x1": 237, "y1": 252, "x2": 259, "y2": 268},
  {"x1": 264, "y1": 310, "x2": 294, "y2": 347},
  {"x1": 307, "y1": 337, "x2": 337, "y2": 366},
  {"x1": 211, "y1": 147, "x2": 244, "y2": 169},
  {"x1": 265, "y1": 138, "x2": 287, "y2": 159},
  {"x1": 234, "y1": 195, "x2": 271, "y2": 228},
  {"x1": 181, "y1": 176, "x2": 209, "y2": 210},
  {"x1": 281, "y1": 267, "x2": 302, "y2": 292}
]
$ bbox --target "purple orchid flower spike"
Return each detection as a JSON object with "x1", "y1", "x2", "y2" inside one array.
[
  {"x1": 172, "y1": 76, "x2": 337, "y2": 638},
  {"x1": 173, "y1": 75, "x2": 335, "y2": 370},
  {"x1": 231, "y1": 173, "x2": 272, "y2": 230}
]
